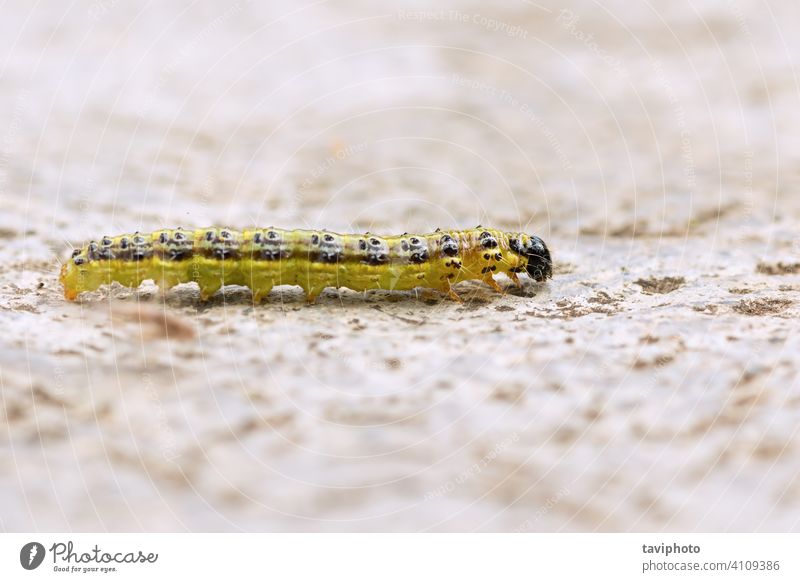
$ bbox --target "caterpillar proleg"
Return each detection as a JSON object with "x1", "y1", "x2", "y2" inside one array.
[{"x1": 60, "y1": 227, "x2": 552, "y2": 303}]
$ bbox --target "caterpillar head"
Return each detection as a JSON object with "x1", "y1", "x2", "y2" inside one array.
[{"x1": 510, "y1": 234, "x2": 552, "y2": 282}]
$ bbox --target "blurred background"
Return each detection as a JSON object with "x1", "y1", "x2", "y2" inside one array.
[{"x1": 1, "y1": 0, "x2": 799, "y2": 531}]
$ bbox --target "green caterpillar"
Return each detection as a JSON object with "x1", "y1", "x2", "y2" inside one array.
[{"x1": 60, "y1": 226, "x2": 552, "y2": 302}]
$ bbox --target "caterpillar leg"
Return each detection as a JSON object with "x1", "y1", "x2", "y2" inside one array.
[
  {"x1": 508, "y1": 272, "x2": 522, "y2": 288},
  {"x1": 198, "y1": 282, "x2": 222, "y2": 302},
  {"x1": 484, "y1": 275, "x2": 504, "y2": 294},
  {"x1": 251, "y1": 286, "x2": 273, "y2": 303},
  {"x1": 447, "y1": 287, "x2": 464, "y2": 302},
  {"x1": 304, "y1": 286, "x2": 326, "y2": 304},
  {"x1": 155, "y1": 273, "x2": 181, "y2": 299},
  {"x1": 437, "y1": 280, "x2": 463, "y2": 303}
]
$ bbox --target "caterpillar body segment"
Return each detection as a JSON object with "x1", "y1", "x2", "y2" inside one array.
[{"x1": 60, "y1": 227, "x2": 552, "y2": 302}]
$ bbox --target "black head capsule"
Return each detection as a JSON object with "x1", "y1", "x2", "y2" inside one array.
[{"x1": 523, "y1": 235, "x2": 553, "y2": 282}]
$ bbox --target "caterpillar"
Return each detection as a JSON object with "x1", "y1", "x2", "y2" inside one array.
[{"x1": 60, "y1": 227, "x2": 552, "y2": 303}]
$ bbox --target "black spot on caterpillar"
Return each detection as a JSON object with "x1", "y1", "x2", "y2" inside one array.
[{"x1": 60, "y1": 227, "x2": 552, "y2": 303}]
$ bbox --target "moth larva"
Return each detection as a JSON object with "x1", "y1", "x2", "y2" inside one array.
[{"x1": 60, "y1": 227, "x2": 552, "y2": 303}]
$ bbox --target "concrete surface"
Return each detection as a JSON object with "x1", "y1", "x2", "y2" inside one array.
[{"x1": 1, "y1": 0, "x2": 800, "y2": 531}]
